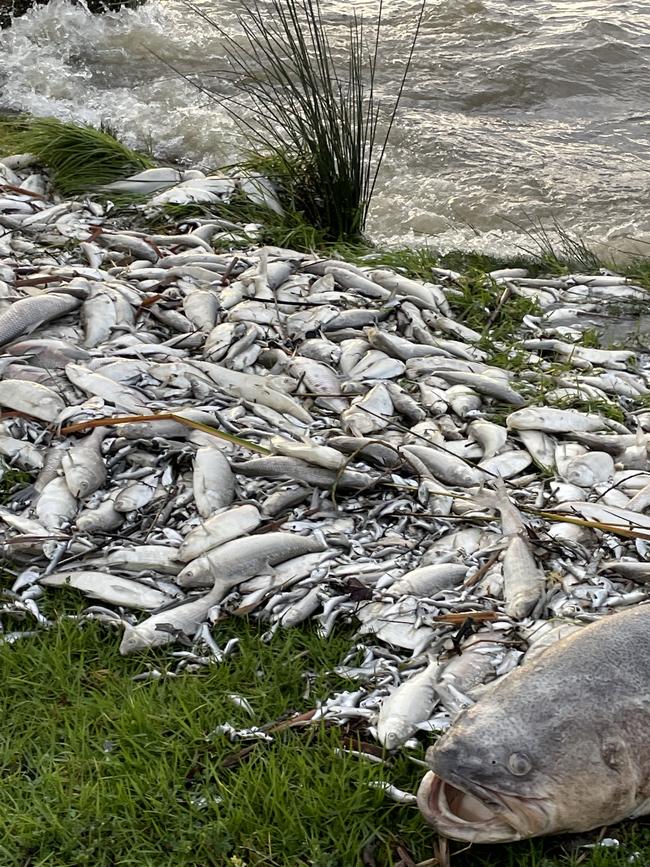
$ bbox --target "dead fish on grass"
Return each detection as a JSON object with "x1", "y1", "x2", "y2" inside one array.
[{"x1": 418, "y1": 605, "x2": 650, "y2": 842}]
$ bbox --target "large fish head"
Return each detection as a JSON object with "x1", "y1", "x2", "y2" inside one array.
[{"x1": 417, "y1": 700, "x2": 644, "y2": 843}]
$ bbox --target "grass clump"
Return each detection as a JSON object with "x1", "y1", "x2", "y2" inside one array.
[
  {"x1": 180, "y1": 0, "x2": 425, "y2": 243},
  {"x1": 0, "y1": 116, "x2": 154, "y2": 197}
]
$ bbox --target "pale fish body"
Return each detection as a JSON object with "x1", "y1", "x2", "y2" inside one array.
[
  {"x1": 64, "y1": 363, "x2": 147, "y2": 413},
  {"x1": 515, "y1": 429, "x2": 556, "y2": 471},
  {"x1": 506, "y1": 407, "x2": 614, "y2": 434},
  {"x1": 279, "y1": 584, "x2": 322, "y2": 627},
  {"x1": 555, "y1": 442, "x2": 587, "y2": 484},
  {"x1": 75, "y1": 496, "x2": 124, "y2": 533},
  {"x1": 552, "y1": 501, "x2": 650, "y2": 531},
  {"x1": 178, "y1": 504, "x2": 262, "y2": 563},
  {"x1": 5, "y1": 337, "x2": 91, "y2": 368},
  {"x1": 61, "y1": 429, "x2": 107, "y2": 498},
  {"x1": 502, "y1": 536, "x2": 545, "y2": 619},
  {"x1": 341, "y1": 384, "x2": 394, "y2": 437},
  {"x1": 195, "y1": 362, "x2": 311, "y2": 424},
  {"x1": 0, "y1": 509, "x2": 52, "y2": 548},
  {"x1": 338, "y1": 338, "x2": 372, "y2": 377},
  {"x1": 522, "y1": 338, "x2": 635, "y2": 370},
  {"x1": 385, "y1": 382, "x2": 426, "y2": 423},
  {"x1": 182, "y1": 288, "x2": 220, "y2": 332},
  {"x1": 177, "y1": 532, "x2": 327, "y2": 589},
  {"x1": 288, "y1": 355, "x2": 346, "y2": 413},
  {"x1": 563, "y1": 451, "x2": 614, "y2": 488},
  {"x1": 35, "y1": 477, "x2": 78, "y2": 530},
  {"x1": 418, "y1": 606, "x2": 650, "y2": 843},
  {"x1": 387, "y1": 564, "x2": 468, "y2": 598},
  {"x1": 95, "y1": 232, "x2": 158, "y2": 262},
  {"x1": 232, "y1": 456, "x2": 373, "y2": 489},
  {"x1": 518, "y1": 619, "x2": 584, "y2": 666},
  {"x1": 435, "y1": 370, "x2": 525, "y2": 407},
  {"x1": 327, "y1": 436, "x2": 402, "y2": 469},
  {"x1": 81, "y1": 287, "x2": 117, "y2": 348},
  {"x1": 435, "y1": 633, "x2": 511, "y2": 716},
  {"x1": 479, "y1": 451, "x2": 532, "y2": 480},
  {"x1": 299, "y1": 337, "x2": 341, "y2": 365},
  {"x1": 102, "y1": 545, "x2": 181, "y2": 575},
  {"x1": 268, "y1": 436, "x2": 346, "y2": 471},
  {"x1": 366, "y1": 326, "x2": 450, "y2": 362},
  {"x1": 467, "y1": 420, "x2": 508, "y2": 460},
  {"x1": 575, "y1": 371, "x2": 647, "y2": 399},
  {"x1": 626, "y1": 483, "x2": 650, "y2": 512},
  {"x1": 613, "y1": 469, "x2": 650, "y2": 492},
  {"x1": 357, "y1": 600, "x2": 435, "y2": 653},
  {"x1": 0, "y1": 435, "x2": 44, "y2": 470},
  {"x1": 192, "y1": 447, "x2": 235, "y2": 518},
  {"x1": 323, "y1": 265, "x2": 391, "y2": 300},
  {"x1": 120, "y1": 584, "x2": 224, "y2": 654},
  {"x1": 113, "y1": 478, "x2": 159, "y2": 512},
  {"x1": 422, "y1": 528, "x2": 498, "y2": 565},
  {"x1": 402, "y1": 444, "x2": 485, "y2": 488},
  {"x1": 99, "y1": 167, "x2": 183, "y2": 194},
  {"x1": 0, "y1": 293, "x2": 81, "y2": 347},
  {"x1": 367, "y1": 269, "x2": 450, "y2": 314},
  {"x1": 0, "y1": 379, "x2": 65, "y2": 422},
  {"x1": 346, "y1": 350, "x2": 406, "y2": 381},
  {"x1": 204, "y1": 322, "x2": 240, "y2": 358},
  {"x1": 546, "y1": 522, "x2": 595, "y2": 546},
  {"x1": 377, "y1": 660, "x2": 439, "y2": 748},
  {"x1": 40, "y1": 570, "x2": 174, "y2": 610},
  {"x1": 445, "y1": 385, "x2": 482, "y2": 417},
  {"x1": 90, "y1": 359, "x2": 150, "y2": 385},
  {"x1": 33, "y1": 446, "x2": 65, "y2": 494},
  {"x1": 418, "y1": 383, "x2": 448, "y2": 416},
  {"x1": 599, "y1": 560, "x2": 650, "y2": 583}
]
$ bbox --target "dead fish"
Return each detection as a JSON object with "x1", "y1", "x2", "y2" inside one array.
[
  {"x1": 507, "y1": 408, "x2": 623, "y2": 434},
  {"x1": 386, "y1": 564, "x2": 468, "y2": 598},
  {"x1": 417, "y1": 605, "x2": 650, "y2": 842},
  {"x1": 178, "y1": 504, "x2": 262, "y2": 562},
  {"x1": 119, "y1": 585, "x2": 223, "y2": 654},
  {"x1": 61, "y1": 429, "x2": 107, "y2": 498},
  {"x1": 192, "y1": 447, "x2": 235, "y2": 518},
  {"x1": 40, "y1": 570, "x2": 175, "y2": 610},
  {"x1": 177, "y1": 532, "x2": 327, "y2": 589},
  {"x1": 0, "y1": 293, "x2": 81, "y2": 347},
  {"x1": 0, "y1": 379, "x2": 65, "y2": 422},
  {"x1": 377, "y1": 659, "x2": 439, "y2": 748}
]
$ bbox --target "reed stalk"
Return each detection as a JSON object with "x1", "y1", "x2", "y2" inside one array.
[{"x1": 184, "y1": 0, "x2": 425, "y2": 242}]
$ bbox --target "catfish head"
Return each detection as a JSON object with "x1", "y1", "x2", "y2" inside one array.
[{"x1": 417, "y1": 692, "x2": 650, "y2": 843}]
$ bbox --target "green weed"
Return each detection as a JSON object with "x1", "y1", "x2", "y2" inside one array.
[{"x1": 0, "y1": 115, "x2": 154, "y2": 197}]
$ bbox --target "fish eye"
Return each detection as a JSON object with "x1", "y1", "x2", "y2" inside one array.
[{"x1": 507, "y1": 752, "x2": 532, "y2": 776}]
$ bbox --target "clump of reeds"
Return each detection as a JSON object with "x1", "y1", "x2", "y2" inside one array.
[
  {"x1": 0, "y1": 116, "x2": 154, "y2": 196},
  {"x1": 183, "y1": 0, "x2": 425, "y2": 242}
]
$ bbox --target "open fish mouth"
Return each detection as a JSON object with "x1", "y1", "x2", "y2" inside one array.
[{"x1": 417, "y1": 771, "x2": 550, "y2": 843}]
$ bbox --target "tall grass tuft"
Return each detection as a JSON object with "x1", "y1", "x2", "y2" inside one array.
[
  {"x1": 0, "y1": 116, "x2": 154, "y2": 197},
  {"x1": 181, "y1": 0, "x2": 425, "y2": 242}
]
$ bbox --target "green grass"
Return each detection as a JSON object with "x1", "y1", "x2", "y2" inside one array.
[
  {"x1": 0, "y1": 116, "x2": 154, "y2": 197},
  {"x1": 2, "y1": 607, "x2": 650, "y2": 867},
  {"x1": 0, "y1": 463, "x2": 33, "y2": 504}
]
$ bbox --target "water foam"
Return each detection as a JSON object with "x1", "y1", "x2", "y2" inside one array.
[{"x1": 1, "y1": 0, "x2": 650, "y2": 257}]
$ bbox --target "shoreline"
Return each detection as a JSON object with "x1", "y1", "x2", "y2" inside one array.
[{"x1": 3, "y1": 142, "x2": 650, "y2": 864}]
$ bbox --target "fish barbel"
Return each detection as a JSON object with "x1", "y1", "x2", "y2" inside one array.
[{"x1": 418, "y1": 605, "x2": 650, "y2": 842}]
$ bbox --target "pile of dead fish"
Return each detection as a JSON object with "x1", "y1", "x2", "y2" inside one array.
[{"x1": 3, "y1": 155, "x2": 650, "y2": 841}]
